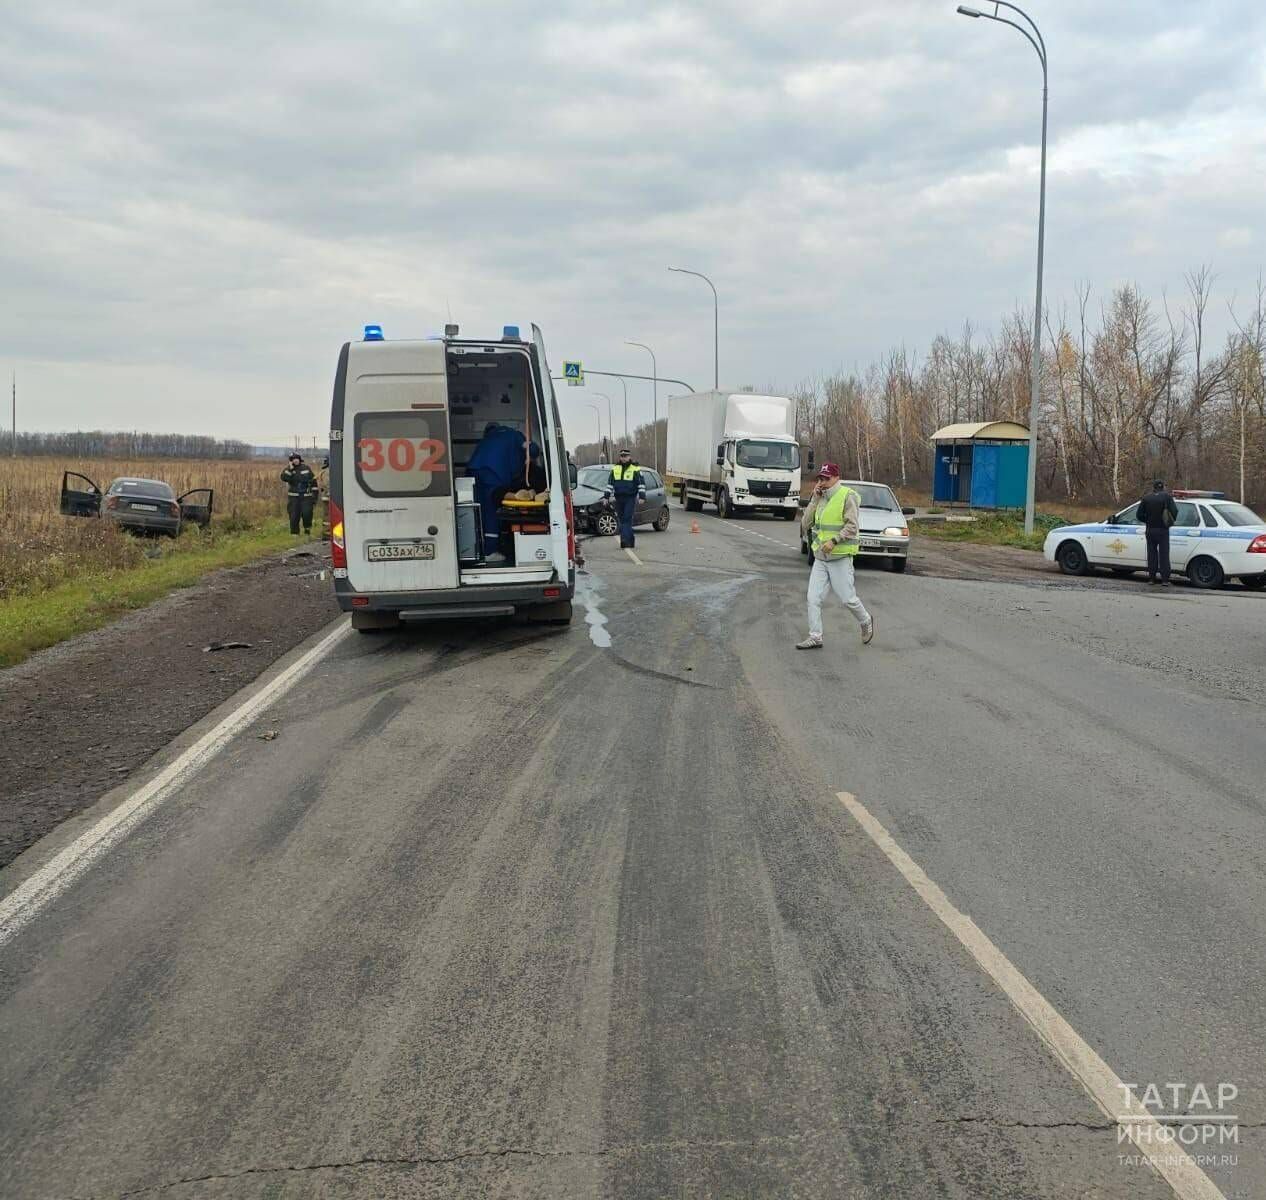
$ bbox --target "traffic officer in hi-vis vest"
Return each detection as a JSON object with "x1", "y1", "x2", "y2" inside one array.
[
  {"x1": 605, "y1": 448, "x2": 646, "y2": 549},
  {"x1": 797, "y1": 462, "x2": 874, "y2": 649}
]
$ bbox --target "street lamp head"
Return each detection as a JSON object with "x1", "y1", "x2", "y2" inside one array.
[{"x1": 956, "y1": 5, "x2": 983, "y2": 16}]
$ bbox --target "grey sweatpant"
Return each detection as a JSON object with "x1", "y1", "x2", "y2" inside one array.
[{"x1": 807, "y1": 557, "x2": 870, "y2": 638}]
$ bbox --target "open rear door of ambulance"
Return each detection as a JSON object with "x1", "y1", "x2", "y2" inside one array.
[{"x1": 343, "y1": 339, "x2": 458, "y2": 595}]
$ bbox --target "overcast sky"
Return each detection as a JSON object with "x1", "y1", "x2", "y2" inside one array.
[{"x1": 4, "y1": 1, "x2": 1265, "y2": 448}]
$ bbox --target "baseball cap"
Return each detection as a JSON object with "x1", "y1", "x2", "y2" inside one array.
[{"x1": 816, "y1": 462, "x2": 840, "y2": 480}]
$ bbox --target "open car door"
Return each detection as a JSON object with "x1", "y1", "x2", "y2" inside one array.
[
  {"x1": 178, "y1": 488, "x2": 214, "y2": 528},
  {"x1": 60, "y1": 471, "x2": 102, "y2": 518}
]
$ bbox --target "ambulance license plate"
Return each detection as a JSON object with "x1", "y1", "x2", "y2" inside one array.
[{"x1": 367, "y1": 542, "x2": 435, "y2": 562}]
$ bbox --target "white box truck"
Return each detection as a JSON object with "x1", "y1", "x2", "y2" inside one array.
[
  {"x1": 666, "y1": 391, "x2": 806, "y2": 520},
  {"x1": 328, "y1": 323, "x2": 575, "y2": 631}
]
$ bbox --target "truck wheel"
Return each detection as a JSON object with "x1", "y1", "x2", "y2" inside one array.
[
  {"x1": 781, "y1": 508, "x2": 798, "y2": 521},
  {"x1": 717, "y1": 489, "x2": 732, "y2": 519},
  {"x1": 351, "y1": 611, "x2": 401, "y2": 633},
  {"x1": 685, "y1": 495, "x2": 703, "y2": 512}
]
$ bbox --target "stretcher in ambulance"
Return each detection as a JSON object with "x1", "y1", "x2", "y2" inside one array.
[{"x1": 328, "y1": 324, "x2": 575, "y2": 630}]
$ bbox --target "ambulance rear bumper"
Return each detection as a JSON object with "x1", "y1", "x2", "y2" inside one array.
[{"x1": 334, "y1": 574, "x2": 574, "y2": 616}]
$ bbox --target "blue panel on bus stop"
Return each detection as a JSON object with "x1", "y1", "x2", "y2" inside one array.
[
  {"x1": 934, "y1": 449, "x2": 956, "y2": 502},
  {"x1": 970, "y1": 444, "x2": 998, "y2": 507},
  {"x1": 996, "y1": 443, "x2": 1029, "y2": 508}
]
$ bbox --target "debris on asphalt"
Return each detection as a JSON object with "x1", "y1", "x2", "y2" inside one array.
[
  {"x1": 203, "y1": 641, "x2": 253, "y2": 653},
  {"x1": 257, "y1": 730, "x2": 279, "y2": 741}
]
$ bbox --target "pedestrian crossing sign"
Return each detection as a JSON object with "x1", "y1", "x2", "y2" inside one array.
[{"x1": 563, "y1": 361, "x2": 584, "y2": 386}]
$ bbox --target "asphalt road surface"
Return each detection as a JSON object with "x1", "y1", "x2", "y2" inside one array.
[{"x1": 2, "y1": 511, "x2": 1262, "y2": 1199}]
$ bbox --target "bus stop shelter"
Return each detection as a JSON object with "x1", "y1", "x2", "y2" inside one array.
[{"x1": 931, "y1": 421, "x2": 1030, "y2": 508}]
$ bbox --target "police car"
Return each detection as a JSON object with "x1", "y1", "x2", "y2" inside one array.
[{"x1": 1043, "y1": 491, "x2": 1266, "y2": 589}]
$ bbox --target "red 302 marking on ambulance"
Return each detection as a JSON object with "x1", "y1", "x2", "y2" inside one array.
[{"x1": 357, "y1": 438, "x2": 448, "y2": 472}]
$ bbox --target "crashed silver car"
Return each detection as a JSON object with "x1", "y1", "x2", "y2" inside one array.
[{"x1": 60, "y1": 472, "x2": 214, "y2": 536}]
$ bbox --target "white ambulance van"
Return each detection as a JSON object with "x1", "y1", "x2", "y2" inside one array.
[{"x1": 329, "y1": 323, "x2": 576, "y2": 631}]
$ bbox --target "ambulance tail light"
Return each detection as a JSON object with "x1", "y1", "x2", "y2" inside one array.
[
  {"x1": 564, "y1": 490, "x2": 576, "y2": 564},
  {"x1": 330, "y1": 499, "x2": 347, "y2": 568},
  {"x1": 1248, "y1": 535, "x2": 1266, "y2": 554}
]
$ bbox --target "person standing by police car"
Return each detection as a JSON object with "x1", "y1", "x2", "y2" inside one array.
[
  {"x1": 605, "y1": 448, "x2": 646, "y2": 549},
  {"x1": 1138, "y1": 478, "x2": 1179, "y2": 586},
  {"x1": 281, "y1": 452, "x2": 318, "y2": 536},
  {"x1": 797, "y1": 463, "x2": 874, "y2": 649}
]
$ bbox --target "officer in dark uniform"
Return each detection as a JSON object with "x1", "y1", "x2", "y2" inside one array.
[
  {"x1": 1137, "y1": 478, "x2": 1179, "y2": 585},
  {"x1": 605, "y1": 448, "x2": 646, "y2": 549},
  {"x1": 281, "y1": 452, "x2": 319, "y2": 536}
]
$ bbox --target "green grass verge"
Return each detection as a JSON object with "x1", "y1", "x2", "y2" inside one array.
[
  {"x1": 912, "y1": 511, "x2": 1066, "y2": 553},
  {"x1": 0, "y1": 519, "x2": 302, "y2": 668}
]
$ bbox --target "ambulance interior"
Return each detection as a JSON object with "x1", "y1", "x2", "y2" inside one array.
[{"x1": 446, "y1": 346, "x2": 555, "y2": 575}]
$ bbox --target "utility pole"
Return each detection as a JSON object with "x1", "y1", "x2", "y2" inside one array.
[{"x1": 10, "y1": 372, "x2": 15, "y2": 456}]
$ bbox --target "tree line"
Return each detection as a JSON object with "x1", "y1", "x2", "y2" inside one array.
[
  {"x1": 574, "y1": 268, "x2": 1266, "y2": 510},
  {"x1": 4, "y1": 431, "x2": 254, "y2": 460},
  {"x1": 794, "y1": 268, "x2": 1266, "y2": 508}
]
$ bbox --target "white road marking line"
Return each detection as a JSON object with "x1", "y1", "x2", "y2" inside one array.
[
  {"x1": 0, "y1": 620, "x2": 354, "y2": 950},
  {"x1": 731, "y1": 523, "x2": 797, "y2": 550},
  {"x1": 836, "y1": 791, "x2": 1227, "y2": 1200},
  {"x1": 624, "y1": 548, "x2": 643, "y2": 566}
]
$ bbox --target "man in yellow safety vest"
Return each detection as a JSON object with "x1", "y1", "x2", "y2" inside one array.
[{"x1": 796, "y1": 462, "x2": 874, "y2": 649}]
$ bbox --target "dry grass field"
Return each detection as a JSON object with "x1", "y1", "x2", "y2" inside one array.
[{"x1": 0, "y1": 457, "x2": 295, "y2": 601}]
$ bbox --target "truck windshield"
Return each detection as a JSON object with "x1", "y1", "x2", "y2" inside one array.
[{"x1": 736, "y1": 440, "x2": 799, "y2": 470}]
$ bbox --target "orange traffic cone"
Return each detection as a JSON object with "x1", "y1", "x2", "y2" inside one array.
[{"x1": 690, "y1": 519, "x2": 701, "y2": 534}]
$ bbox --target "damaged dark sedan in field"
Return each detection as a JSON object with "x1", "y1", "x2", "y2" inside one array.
[{"x1": 59, "y1": 472, "x2": 214, "y2": 536}]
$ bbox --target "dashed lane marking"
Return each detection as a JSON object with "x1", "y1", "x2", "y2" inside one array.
[
  {"x1": 731, "y1": 523, "x2": 799, "y2": 550},
  {"x1": 836, "y1": 790, "x2": 1226, "y2": 1200}
]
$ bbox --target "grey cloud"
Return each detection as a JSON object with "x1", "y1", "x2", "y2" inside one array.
[{"x1": 2, "y1": 1, "x2": 1264, "y2": 440}]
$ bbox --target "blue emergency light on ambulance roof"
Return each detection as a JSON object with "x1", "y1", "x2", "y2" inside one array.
[
  {"x1": 363, "y1": 324, "x2": 384, "y2": 341},
  {"x1": 503, "y1": 325, "x2": 521, "y2": 340}
]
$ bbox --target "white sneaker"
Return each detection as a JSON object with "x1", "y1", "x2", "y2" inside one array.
[
  {"x1": 861, "y1": 618, "x2": 874, "y2": 645},
  {"x1": 795, "y1": 636, "x2": 823, "y2": 650}
]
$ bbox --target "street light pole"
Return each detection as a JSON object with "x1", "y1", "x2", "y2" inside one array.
[
  {"x1": 593, "y1": 392, "x2": 614, "y2": 450},
  {"x1": 615, "y1": 376, "x2": 629, "y2": 443},
  {"x1": 584, "y1": 403, "x2": 605, "y2": 461},
  {"x1": 624, "y1": 341, "x2": 659, "y2": 471},
  {"x1": 957, "y1": 1, "x2": 1047, "y2": 536},
  {"x1": 668, "y1": 267, "x2": 719, "y2": 390}
]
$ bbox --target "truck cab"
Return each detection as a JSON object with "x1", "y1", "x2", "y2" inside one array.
[
  {"x1": 328, "y1": 324, "x2": 575, "y2": 631},
  {"x1": 713, "y1": 432, "x2": 803, "y2": 520}
]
